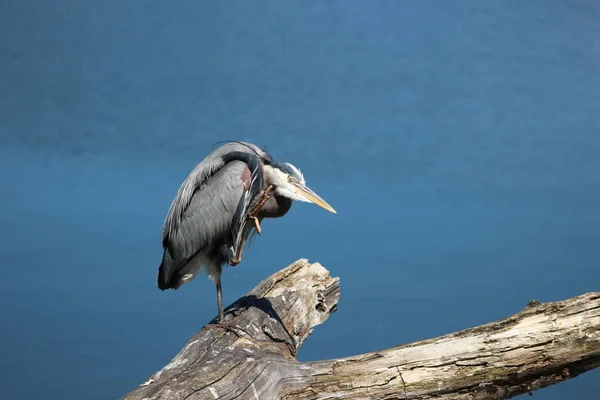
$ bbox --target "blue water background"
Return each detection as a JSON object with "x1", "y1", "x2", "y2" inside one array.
[{"x1": 1, "y1": 1, "x2": 599, "y2": 399}]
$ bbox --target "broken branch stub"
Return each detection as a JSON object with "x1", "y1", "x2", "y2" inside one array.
[{"x1": 123, "y1": 259, "x2": 340, "y2": 400}]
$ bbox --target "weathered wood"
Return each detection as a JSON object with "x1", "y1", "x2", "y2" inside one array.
[{"x1": 123, "y1": 259, "x2": 600, "y2": 400}]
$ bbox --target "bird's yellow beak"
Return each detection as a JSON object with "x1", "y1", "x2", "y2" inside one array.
[{"x1": 291, "y1": 182, "x2": 337, "y2": 214}]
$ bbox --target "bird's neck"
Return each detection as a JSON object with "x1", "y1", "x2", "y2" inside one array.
[{"x1": 259, "y1": 194, "x2": 292, "y2": 219}]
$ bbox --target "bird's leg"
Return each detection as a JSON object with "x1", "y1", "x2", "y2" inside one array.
[
  {"x1": 229, "y1": 239, "x2": 245, "y2": 266},
  {"x1": 229, "y1": 186, "x2": 274, "y2": 266},
  {"x1": 248, "y1": 185, "x2": 273, "y2": 235},
  {"x1": 216, "y1": 277, "x2": 224, "y2": 323},
  {"x1": 202, "y1": 276, "x2": 246, "y2": 338}
]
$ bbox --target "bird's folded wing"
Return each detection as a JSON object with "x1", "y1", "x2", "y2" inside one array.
[
  {"x1": 162, "y1": 142, "x2": 270, "y2": 244},
  {"x1": 165, "y1": 160, "x2": 255, "y2": 262}
]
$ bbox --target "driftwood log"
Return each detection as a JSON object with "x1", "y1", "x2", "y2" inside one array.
[{"x1": 123, "y1": 259, "x2": 600, "y2": 399}]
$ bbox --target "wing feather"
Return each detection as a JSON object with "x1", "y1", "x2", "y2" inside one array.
[
  {"x1": 162, "y1": 142, "x2": 271, "y2": 244},
  {"x1": 167, "y1": 161, "x2": 247, "y2": 261}
]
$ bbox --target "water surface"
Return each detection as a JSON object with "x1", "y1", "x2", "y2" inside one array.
[{"x1": 1, "y1": 1, "x2": 599, "y2": 399}]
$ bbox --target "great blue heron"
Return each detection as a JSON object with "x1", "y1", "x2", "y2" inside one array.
[{"x1": 157, "y1": 141, "x2": 336, "y2": 323}]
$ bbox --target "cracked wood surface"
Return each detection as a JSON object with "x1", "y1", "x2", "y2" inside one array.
[
  {"x1": 122, "y1": 259, "x2": 340, "y2": 400},
  {"x1": 299, "y1": 294, "x2": 600, "y2": 399},
  {"x1": 122, "y1": 260, "x2": 600, "y2": 399}
]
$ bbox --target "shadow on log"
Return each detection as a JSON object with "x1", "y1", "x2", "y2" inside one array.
[{"x1": 123, "y1": 259, "x2": 600, "y2": 400}]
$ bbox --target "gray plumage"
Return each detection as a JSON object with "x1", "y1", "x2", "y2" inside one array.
[
  {"x1": 157, "y1": 141, "x2": 336, "y2": 323},
  {"x1": 162, "y1": 142, "x2": 270, "y2": 246}
]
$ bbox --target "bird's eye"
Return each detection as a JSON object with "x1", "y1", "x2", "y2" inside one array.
[{"x1": 288, "y1": 175, "x2": 295, "y2": 183}]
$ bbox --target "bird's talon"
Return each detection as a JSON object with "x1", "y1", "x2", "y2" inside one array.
[
  {"x1": 203, "y1": 321, "x2": 245, "y2": 338},
  {"x1": 247, "y1": 185, "x2": 274, "y2": 223},
  {"x1": 219, "y1": 322, "x2": 245, "y2": 338},
  {"x1": 250, "y1": 215, "x2": 262, "y2": 234}
]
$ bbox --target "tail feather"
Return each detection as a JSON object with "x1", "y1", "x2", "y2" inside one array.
[{"x1": 157, "y1": 249, "x2": 175, "y2": 290}]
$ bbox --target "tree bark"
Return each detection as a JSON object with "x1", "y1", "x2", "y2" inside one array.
[{"x1": 122, "y1": 259, "x2": 600, "y2": 400}]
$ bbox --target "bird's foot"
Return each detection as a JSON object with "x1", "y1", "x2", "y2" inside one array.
[
  {"x1": 203, "y1": 320, "x2": 246, "y2": 338},
  {"x1": 247, "y1": 185, "x2": 274, "y2": 232},
  {"x1": 229, "y1": 185, "x2": 274, "y2": 267}
]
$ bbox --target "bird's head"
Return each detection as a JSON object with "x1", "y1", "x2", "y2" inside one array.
[{"x1": 263, "y1": 162, "x2": 337, "y2": 214}]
